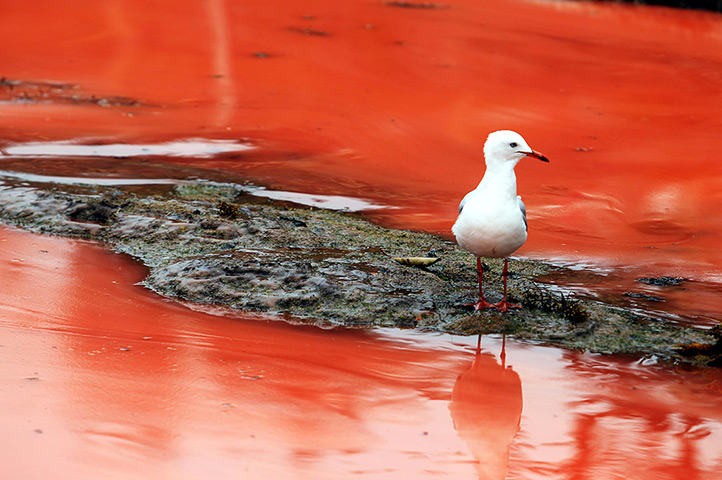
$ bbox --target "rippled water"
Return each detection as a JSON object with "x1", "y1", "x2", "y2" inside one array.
[
  {"x1": 2, "y1": 226, "x2": 721, "y2": 479},
  {"x1": 2, "y1": 0, "x2": 722, "y2": 478}
]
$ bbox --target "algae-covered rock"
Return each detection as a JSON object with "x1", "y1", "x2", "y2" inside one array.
[{"x1": 0, "y1": 177, "x2": 717, "y2": 365}]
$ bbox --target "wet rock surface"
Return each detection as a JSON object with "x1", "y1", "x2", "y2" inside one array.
[
  {"x1": 636, "y1": 276, "x2": 686, "y2": 287},
  {"x1": 0, "y1": 177, "x2": 718, "y2": 365}
]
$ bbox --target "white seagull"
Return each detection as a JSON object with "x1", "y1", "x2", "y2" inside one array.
[{"x1": 452, "y1": 130, "x2": 549, "y2": 312}]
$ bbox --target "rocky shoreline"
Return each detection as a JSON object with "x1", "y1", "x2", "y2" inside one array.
[{"x1": 0, "y1": 176, "x2": 719, "y2": 366}]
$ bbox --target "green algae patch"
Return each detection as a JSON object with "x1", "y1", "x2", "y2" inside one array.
[{"x1": 0, "y1": 178, "x2": 717, "y2": 366}]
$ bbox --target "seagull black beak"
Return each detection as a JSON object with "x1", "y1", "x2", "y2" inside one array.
[{"x1": 522, "y1": 150, "x2": 550, "y2": 163}]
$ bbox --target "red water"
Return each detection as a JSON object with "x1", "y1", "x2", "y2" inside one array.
[
  {"x1": 2, "y1": 0, "x2": 722, "y2": 323},
  {"x1": 2, "y1": 0, "x2": 722, "y2": 478},
  {"x1": 2, "y1": 225, "x2": 722, "y2": 480}
]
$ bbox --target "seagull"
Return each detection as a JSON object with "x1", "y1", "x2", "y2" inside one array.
[{"x1": 452, "y1": 130, "x2": 549, "y2": 312}]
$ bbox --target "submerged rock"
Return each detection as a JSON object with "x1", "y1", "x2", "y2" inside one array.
[
  {"x1": 636, "y1": 276, "x2": 686, "y2": 287},
  {"x1": 0, "y1": 177, "x2": 717, "y2": 365}
]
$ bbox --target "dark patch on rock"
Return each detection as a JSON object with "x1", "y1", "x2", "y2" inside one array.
[
  {"x1": 280, "y1": 216, "x2": 307, "y2": 227},
  {"x1": 217, "y1": 201, "x2": 240, "y2": 219},
  {"x1": 636, "y1": 276, "x2": 686, "y2": 287},
  {"x1": 676, "y1": 325, "x2": 722, "y2": 366},
  {"x1": 200, "y1": 220, "x2": 221, "y2": 230},
  {"x1": 68, "y1": 201, "x2": 117, "y2": 225},
  {"x1": 624, "y1": 292, "x2": 666, "y2": 302}
]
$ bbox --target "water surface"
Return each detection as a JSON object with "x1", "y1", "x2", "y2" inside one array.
[
  {"x1": 2, "y1": 1, "x2": 722, "y2": 478},
  {"x1": 2, "y1": 225, "x2": 721, "y2": 479}
]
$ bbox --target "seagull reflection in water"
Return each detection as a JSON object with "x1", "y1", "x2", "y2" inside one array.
[{"x1": 449, "y1": 336, "x2": 523, "y2": 480}]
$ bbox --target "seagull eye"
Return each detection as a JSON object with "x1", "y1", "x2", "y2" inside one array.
[{"x1": 509, "y1": 142, "x2": 518, "y2": 148}]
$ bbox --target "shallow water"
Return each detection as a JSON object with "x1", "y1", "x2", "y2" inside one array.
[
  {"x1": 2, "y1": 0, "x2": 722, "y2": 478},
  {"x1": 2, "y1": 225, "x2": 721, "y2": 479}
]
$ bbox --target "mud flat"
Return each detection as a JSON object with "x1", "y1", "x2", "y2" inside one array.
[{"x1": 0, "y1": 176, "x2": 718, "y2": 366}]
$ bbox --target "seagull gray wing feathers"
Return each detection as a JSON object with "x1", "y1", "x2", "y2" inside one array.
[
  {"x1": 458, "y1": 197, "x2": 466, "y2": 214},
  {"x1": 517, "y1": 196, "x2": 527, "y2": 231}
]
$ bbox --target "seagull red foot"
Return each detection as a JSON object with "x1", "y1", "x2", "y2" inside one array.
[
  {"x1": 494, "y1": 300, "x2": 521, "y2": 313},
  {"x1": 470, "y1": 300, "x2": 496, "y2": 311}
]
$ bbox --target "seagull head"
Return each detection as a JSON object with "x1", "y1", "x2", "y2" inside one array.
[{"x1": 483, "y1": 130, "x2": 550, "y2": 168}]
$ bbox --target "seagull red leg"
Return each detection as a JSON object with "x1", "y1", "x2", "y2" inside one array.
[
  {"x1": 468, "y1": 257, "x2": 494, "y2": 310},
  {"x1": 495, "y1": 258, "x2": 521, "y2": 312}
]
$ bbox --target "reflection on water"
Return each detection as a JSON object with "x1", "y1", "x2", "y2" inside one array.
[
  {"x1": 2, "y1": 226, "x2": 722, "y2": 479},
  {"x1": 450, "y1": 336, "x2": 523, "y2": 480},
  {"x1": 550, "y1": 353, "x2": 722, "y2": 480},
  {"x1": 3, "y1": 0, "x2": 722, "y2": 477}
]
